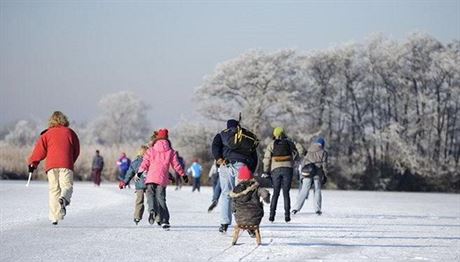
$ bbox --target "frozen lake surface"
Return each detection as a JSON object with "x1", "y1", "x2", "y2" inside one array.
[{"x1": 1, "y1": 180, "x2": 459, "y2": 261}]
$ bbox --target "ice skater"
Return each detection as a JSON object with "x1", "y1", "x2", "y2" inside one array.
[
  {"x1": 136, "y1": 129, "x2": 188, "y2": 230},
  {"x1": 28, "y1": 111, "x2": 80, "y2": 225},
  {"x1": 119, "y1": 145, "x2": 151, "y2": 225},
  {"x1": 292, "y1": 137, "x2": 328, "y2": 215}
]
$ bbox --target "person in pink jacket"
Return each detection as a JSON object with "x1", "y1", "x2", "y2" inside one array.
[{"x1": 137, "y1": 128, "x2": 188, "y2": 230}]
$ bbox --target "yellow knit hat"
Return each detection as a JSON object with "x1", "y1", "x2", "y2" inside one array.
[{"x1": 273, "y1": 127, "x2": 284, "y2": 138}]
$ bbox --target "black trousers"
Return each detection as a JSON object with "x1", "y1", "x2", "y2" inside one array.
[{"x1": 269, "y1": 167, "x2": 293, "y2": 218}]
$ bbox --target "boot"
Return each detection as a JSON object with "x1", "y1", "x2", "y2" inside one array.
[
  {"x1": 207, "y1": 200, "x2": 218, "y2": 213},
  {"x1": 219, "y1": 224, "x2": 229, "y2": 233},
  {"x1": 59, "y1": 198, "x2": 67, "y2": 219},
  {"x1": 148, "y1": 210, "x2": 155, "y2": 225}
]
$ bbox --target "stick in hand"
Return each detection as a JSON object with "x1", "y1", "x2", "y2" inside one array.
[
  {"x1": 26, "y1": 165, "x2": 35, "y2": 187},
  {"x1": 26, "y1": 172, "x2": 32, "y2": 187}
]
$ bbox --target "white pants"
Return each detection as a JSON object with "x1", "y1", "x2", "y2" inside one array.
[{"x1": 47, "y1": 168, "x2": 74, "y2": 221}]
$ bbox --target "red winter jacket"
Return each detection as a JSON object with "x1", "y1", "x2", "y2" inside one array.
[{"x1": 28, "y1": 126, "x2": 80, "y2": 172}]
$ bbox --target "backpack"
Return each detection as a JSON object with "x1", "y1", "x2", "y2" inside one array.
[
  {"x1": 300, "y1": 151, "x2": 326, "y2": 178},
  {"x1": 220, "y1": 126, "x2": 259, "y2": 155},
  {"x1": 272, "y1": 139, "x2": 292, "y2": 161},
  {"x1": 301, "y1": 163, "x2": 318, "y2": 177}
]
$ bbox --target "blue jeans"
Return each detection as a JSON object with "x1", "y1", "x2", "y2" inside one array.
[
  {"x1": 211, "y1": 174, "x2": 221, "y2": 202},
  {"x1": 293, "y1": 175, "x2": 321, "y2": 212},
  {"x1": 218, "y1": 162, "x2": 245, "y2": 225}
]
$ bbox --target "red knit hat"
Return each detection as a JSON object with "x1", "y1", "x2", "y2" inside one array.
[
  {"x1": 157, "y1": 129, "x2": 169, "y2": 139},
  {"x1": 238, "y1": 166, "x2": 253, "y2": 181}
]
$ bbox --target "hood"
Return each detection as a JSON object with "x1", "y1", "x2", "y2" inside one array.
[
  {"x1": 229, "y1": 180, "x2": 259, "y2": 198},
  {"x1": 307, "y1": 143, "x2": 323, "y2": 153},
  {"x1": 152, "y1": 139, "x2": 171, "y2": 153}
]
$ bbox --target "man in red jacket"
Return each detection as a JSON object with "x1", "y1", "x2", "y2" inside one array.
[{"x1": 28, "y1": 111, "x2": 80, "y2": 225}]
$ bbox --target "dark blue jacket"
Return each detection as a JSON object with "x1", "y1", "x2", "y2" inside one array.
[
  {"x1": 211, "y1": 132, "x2": 258, "y2": 172},
  {"x1": 123, "y1": 156, "x2": 146, "y2": 190}
]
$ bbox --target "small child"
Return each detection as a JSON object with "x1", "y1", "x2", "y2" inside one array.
[
  {"x1": 230, "y1": 166, "x2": 270, "y2": 237},
  {"x1": 119, "y1": 145, "x2": 150, "y2": 225}
]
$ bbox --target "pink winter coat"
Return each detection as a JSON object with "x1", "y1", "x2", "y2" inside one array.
[{"x1": 138, "y1": 140, "x2": 186, "y2": 187}]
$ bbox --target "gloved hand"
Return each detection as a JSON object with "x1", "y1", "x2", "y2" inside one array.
[
  {"x1": 321, "y1": 176, "x2": 328, "y2": 185},
  {"x1": 28, "y1": 164, "x2": 36, "y2": 173},
  {"x1": 134, "y1": 172, "x2": 142, "y2": 182},
  {"x1": 216, "y1": 158, "x2": 225, "y2": 166},
  {"x1": 182, "y1": 175, "x2": 189, "y2": 184},
  {"x1": 261, "y1": 173, "x2": 270, "y2": 178},
  {"x1": 168, "y1": 173, "x2": 176, "y2": 183},
  {"x1": 118, "y1": 181, "x2": 126, "y2": 189}
]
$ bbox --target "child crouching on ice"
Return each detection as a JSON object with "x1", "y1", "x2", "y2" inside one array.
[
  {"x1": 119, "y1": 145, "x2": 150, "y2": 225},
  {"x1": 230, "y1": 166, "x2": 270, "y2": 238}
]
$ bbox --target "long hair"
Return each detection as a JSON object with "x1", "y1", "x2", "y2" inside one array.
[
  {"x1": 137, "y1": 145, "x2": 149, "y2": 157},
  {"x1": 48, "y1": 111, "x2": 69, "y2": 128}
]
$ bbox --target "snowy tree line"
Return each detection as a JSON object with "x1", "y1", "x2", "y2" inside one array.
[
  {"x1": 1, "y1": 33, "x2": 458, "y2": 191},
  {"x1": 195, "y1": 33, "x2": 460, "y2": 192}
]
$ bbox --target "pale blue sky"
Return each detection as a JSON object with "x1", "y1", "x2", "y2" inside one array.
[{"x1": 1, "y1": 0, "x2": 459, "y2": 128}]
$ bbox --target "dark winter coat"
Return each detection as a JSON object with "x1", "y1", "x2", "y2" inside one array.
[
  {"x1": 123, "y1": 156, "x2": 146, "y2": 190},
  {"x1": 229, "y1": 180, "x2": 270, "y2": 226},
  {"x1": 92, "y1": 155, "x2": 104, "y2": 170},
  {"x1": 211, "y1": 132, "x2": 258, "y2": 172}
]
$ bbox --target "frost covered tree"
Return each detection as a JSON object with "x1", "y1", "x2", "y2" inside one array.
[
  {"x1": 3, "y1": 120, "x2": 40, "y2": 146},
  {"x1": 194, "y1": 33, "x2": 459, "y2": 191},
  {"x1": 170, "y1": 122, "x2": 216, "y2": 163},
  {"x1": 91, "y1": 91, "x2": 150, "y2": 145},
  {"x1": 195, "y1": 49, "x2": 309, "y2": 139}
]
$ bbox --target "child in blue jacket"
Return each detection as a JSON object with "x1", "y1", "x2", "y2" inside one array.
[{"x1": 119, "y1": 145, "x2": 152, "y2": 225}]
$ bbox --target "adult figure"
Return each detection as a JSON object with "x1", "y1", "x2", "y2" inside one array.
[
  {"x1": 28, "y1": 111, "x2": 80, "y2": 225},
  {"x1": 211, "y1": 119, "x2": 258, "y2": 233},
  {"x1": 292, "y1": 137, "x2": 328, "y2": 215},
  {"x1": 262, "y1": 127, "x2": 304, "y2": 223},
  {"x1": 91, "y1": 150, "x2": 104, "y2": 186}
]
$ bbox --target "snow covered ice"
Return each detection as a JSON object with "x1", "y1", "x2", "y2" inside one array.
[{"x1": 1, "y1": 181, "x2": 459, "y2": 261}]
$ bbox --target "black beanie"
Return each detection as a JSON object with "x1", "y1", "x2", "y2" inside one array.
[{"x1": 227, "y1": 119, "x2": 239, "y2": 128}]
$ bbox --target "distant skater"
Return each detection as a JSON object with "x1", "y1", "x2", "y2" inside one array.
[
  {"x1": 188, "y1": 159, "x2": 202, "y2": 192},
  {"x1": 91, "y1": 150, "x2": 104, "y2": 186}
]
